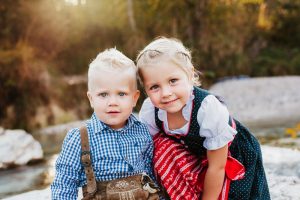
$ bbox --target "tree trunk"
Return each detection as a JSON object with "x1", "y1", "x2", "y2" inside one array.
[{"x1": 127, "y1": 0, "x2": 136, "y2": 32}]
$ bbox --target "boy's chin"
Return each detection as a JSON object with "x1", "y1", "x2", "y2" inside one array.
[{"x1": 106, "y1": 120, "x2": 127, "y2": 130}]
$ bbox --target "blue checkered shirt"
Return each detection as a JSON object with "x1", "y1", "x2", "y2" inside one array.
[{"x1": 51, "y1": 113, "x2": 154, "y2": 200}]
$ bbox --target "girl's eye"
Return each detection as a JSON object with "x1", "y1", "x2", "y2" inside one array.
[
  {"x1": 149, "y1": 85, "x2": 159, "y2": 91},
  {"x1": 170, "y1": 78, "x2": 178, "y2": 84},
  {"x1": 99, "y1": 92, "x2": 108, "y2": 97},
  {"x1": 119, "y1": 92, "x2": 126, "y2": 96}
]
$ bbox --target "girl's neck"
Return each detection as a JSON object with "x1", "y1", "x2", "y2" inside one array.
[{"x1": 167, "y1": 110, "x2": 187, "y2": 130}]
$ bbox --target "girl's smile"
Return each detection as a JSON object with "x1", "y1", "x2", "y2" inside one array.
[
  {"x1": 141, "y1": 61, "x2": 193, "y2": 116},
  {"x1": 162, "y1": 98, "x2": 179, "y2": 105}
]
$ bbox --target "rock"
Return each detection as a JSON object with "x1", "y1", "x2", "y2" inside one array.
[
  {"x1": 33, "y1": 120, "x2": 85, "y2": 154},
  {"x1": 0, "y1": 129, "x2": 43, "y2": 169},
  {"x1": 209, "y1": 76, "x2": 300, "y2": 128},
  {"x1": 3, "y1": 187, "x2": 83, "y2": 200},
  {"x1": 262, "y1": 146, "x2": 300, "y2": 200},
  {"x1": 0, "y1": 127, "x2": 4, "y2": 135},
  {"x1": 3, "y1": 188, "x2": 51, "y2": 200}
]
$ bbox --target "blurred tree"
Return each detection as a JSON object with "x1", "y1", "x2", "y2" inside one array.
[
  {"x1": 252, "y1": 0, "x2": 300, "y2": 76},
  {"x1": 196, "y1": 1, "x2": 260, "y2": 78},
  {"x1": 0, "y1": 1, "x2": 51, "y2": 130}
]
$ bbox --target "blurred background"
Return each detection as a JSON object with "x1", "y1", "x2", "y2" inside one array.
[
  {"x1": 1, "y1": 0, "x2": 300, "y2": 199},
  {"x1": 1, "y1": 0, "x2": 300, "y2": 131}
]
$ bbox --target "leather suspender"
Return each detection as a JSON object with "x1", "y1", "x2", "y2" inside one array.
[{"x1": 79, "y1": 126, "x2": 97, "y2": 196}]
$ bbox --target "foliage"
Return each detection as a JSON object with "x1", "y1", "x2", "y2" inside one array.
[
  {"x1": 0, "y1": 1, "x2": 50, "y2": 130},
  {"x1": 248, "y1": 0, "x2": 300, "y2": 76},
  {"x1": 0, "y1": 42, "x2": 50, "y2": 130},
  {"x1": 285, "y1": 122, "x2": 300, "y2": 139},
  {"x1": 1, "y1": 0, "x2": 300, "y2": 130}
]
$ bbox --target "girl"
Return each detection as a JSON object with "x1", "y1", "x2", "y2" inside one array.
[{"x1": 137, "y1": 37, "x2": 270, "y2": 200}]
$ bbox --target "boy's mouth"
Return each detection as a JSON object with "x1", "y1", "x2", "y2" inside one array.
[{"x1": 107, "y1": 111, "x2": 121, "y2": 114}]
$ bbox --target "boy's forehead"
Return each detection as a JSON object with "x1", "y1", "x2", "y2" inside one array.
[
  {"x1": 90, "y1": 68, "x2": 137, "y2": 89},
  {"x1": 95, "y1": 66, "x2": 135, "y2": 76}
]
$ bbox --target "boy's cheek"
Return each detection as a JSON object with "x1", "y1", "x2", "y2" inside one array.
[
  {"x1": 88, "y1": 99, "x2": 94, "y2": 108},
  {"x1": 87, "y1": 92, "x2": 94, "y2": 108}
]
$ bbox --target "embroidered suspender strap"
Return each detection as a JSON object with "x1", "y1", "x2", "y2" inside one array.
[{"x1": 79, "y1": 126, "x2": 97, "y2": 197}]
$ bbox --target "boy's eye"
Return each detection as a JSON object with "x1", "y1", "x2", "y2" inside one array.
[
  {"x1": 119, "y1": 92, "x2": 127, "y2": 96},
  {"x1": 170, "y1": 78, "x2": 178, "y2": 84},
  {"x1": 99, "y1": 92, "x2": 108, "y2": 97},
  {"x1": 149, "y1": 85, "x2": 159, "y2": 91}
]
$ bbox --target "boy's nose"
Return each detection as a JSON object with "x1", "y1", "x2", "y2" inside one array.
[{"x1": 108, "y1": 96, "x2": 118, "y2": 106}]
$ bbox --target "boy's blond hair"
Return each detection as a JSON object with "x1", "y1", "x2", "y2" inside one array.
[
  {"x1": 136, "y1": 37, "x2": 200, "y2": 86},
  {"x1": 88, "y1": 48, "x2": 137, "y2": 91}
]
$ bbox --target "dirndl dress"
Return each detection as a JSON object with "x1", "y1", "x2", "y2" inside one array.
[{"x1": 152, "y1": 87, "x2": 270, "y2": 200}]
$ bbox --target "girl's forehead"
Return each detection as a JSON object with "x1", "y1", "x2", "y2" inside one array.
[
  {"x1": 141, "y1": 60, "x2": 188, "y2": 74},
  {"x1": 141, "y1": 63, "x2": 189, "y2": 80}
]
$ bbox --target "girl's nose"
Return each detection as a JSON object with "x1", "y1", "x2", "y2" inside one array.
[{"x1": 161, "y1": 86, "x2": 172, "y2": 97}]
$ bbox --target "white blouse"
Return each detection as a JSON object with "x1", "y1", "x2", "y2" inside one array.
[{"x1": 139, "y1": 92, "x2": 237, "y2": 150}]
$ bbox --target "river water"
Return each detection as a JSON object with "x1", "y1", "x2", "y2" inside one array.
[{"x1": 0, "y1": 154, "x2": 57, "y2": 199}]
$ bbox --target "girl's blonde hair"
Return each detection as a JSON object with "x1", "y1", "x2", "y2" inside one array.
[{"x1": 136, "y1": 37, "x2": 200, "y2": 86}]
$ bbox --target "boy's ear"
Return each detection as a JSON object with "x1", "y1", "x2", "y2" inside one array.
[
  {"x1": 133, "y1": 90, "x2": 140, "y2": 107},
  {"x1": 87, "y1": 91, "x2": 94, "y2": 108}
]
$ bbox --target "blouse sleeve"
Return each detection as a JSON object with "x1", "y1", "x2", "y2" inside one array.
[
  {"x1": 139, "y1": 98, "x2": 160, "y2": 136},
  {"x1": 197, "y1": 95, "x2": 237, "y2": 150}
]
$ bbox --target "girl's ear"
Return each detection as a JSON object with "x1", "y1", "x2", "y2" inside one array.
[
  {"x1": 133, "y1": 90, "x2": 140, "y2": 107},
  {"x1": 87, "y1": 91, "x2": 94, "y2": 108}
]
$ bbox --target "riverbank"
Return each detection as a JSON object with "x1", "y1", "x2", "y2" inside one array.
[
  {"x1": 210, "y1": 76, "x2": 300, "y2": 129},
  {"x1": 4, "y1": 145, "x2": 300, "y2": 200}
]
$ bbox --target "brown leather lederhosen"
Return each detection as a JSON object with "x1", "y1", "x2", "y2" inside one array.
[{"x1": 79, "y1": 126, "x2": 160, "y2": 200}]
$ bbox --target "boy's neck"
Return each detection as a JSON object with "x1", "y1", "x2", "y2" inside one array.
[{"x1": 107, "y1": 120, "x2": 128, "y2": 130}]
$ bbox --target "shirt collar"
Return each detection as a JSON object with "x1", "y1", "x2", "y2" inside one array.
[
  {"x1": 125, "y1": 114, "x2": 141, "y2": 130},
  {"x1": 158, "y1": 87, "x2": 195, "y2": 122},
  {"x1": 90, "y1": 113, "x2": 141, "y2": 134}
]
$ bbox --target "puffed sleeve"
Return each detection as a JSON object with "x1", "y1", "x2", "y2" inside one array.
[
  {"x1": 197, "y1": 95, "x2": 237, "y2": 150},
  {"x1": 139, "y1": 98, "x2": 160, "y2": 136}
]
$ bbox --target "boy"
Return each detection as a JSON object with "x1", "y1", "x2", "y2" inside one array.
[{"x1": 51, "y1": 49, "x2": 157, "y2": 200}]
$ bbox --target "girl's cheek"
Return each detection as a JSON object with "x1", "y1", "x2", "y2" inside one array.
[
  {"x1": 149, "y1": 95, "x2": 158, "y2": 101},
  {"x1": 146, "y1": 90, "x2": 155, "y2": 97},
  {"x1": 145, "y1": 90, "x2": 151, "y2": 97}
]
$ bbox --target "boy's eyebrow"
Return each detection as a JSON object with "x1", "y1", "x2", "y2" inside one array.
[{"x1": 95, "y1": 90, "x2": 107, "y2": 93}]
